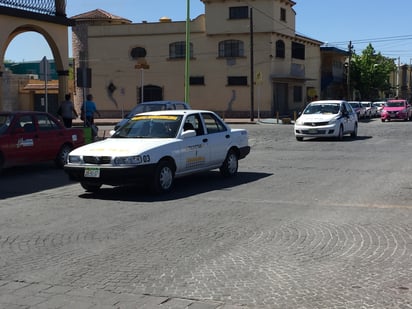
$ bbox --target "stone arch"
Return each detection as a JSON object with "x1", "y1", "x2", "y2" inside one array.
[{"x1": 0, "y1": 10, "x2": 71, "y2": 111}]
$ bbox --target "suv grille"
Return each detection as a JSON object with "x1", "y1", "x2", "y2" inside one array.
[{"x1": 303, "y1": 121, "x2": 329, "y2": 126}]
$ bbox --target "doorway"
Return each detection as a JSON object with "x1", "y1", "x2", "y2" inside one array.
[{"x1": 274, "y1": 83, "x2": 289, "y2": 116}]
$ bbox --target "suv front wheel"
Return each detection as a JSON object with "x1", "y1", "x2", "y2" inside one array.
[
  {"x1": 350, "y1": 123, "x2": 358, "y2": 138},
  {"x1": 336, "y1": 125, "x2": 344, "y2": 141}
]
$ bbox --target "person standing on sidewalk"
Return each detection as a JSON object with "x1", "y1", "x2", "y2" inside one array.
[
  {"x1": 81, "y1": 94, "x2": 101, "y2": 138},
  {"x1": 57, "y1": 93, "x2": 78, "y2": 128}
]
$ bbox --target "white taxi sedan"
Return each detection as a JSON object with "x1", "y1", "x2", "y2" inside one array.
[
  {"x1": 294, "y1": 100, "x2": 358, "y2": 141},
  {"x1": 64, "y1": 110, "x2": 250, "y2": 193}
]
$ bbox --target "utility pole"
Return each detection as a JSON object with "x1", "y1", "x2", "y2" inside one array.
[
  {"x1": 249, "y1": 7, "x2": 254, "y2": 121},
  {"x1": 185, "y1": 0, "x2": 191, "y2": 104},
  {"x1": 347, "y1": 41, "x2": 353, "y2": 100},
  {"x1": 396, "y1": 57, "x2": 400, "y2": 98}
]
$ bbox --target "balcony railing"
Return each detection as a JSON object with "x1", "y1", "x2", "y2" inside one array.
[{"x1": 0, "y1": 0, "x2": 66, "y2": 16}]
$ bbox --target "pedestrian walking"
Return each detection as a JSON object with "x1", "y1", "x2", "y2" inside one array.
[
  {"x1": 81, "y1": 94, "x2": 101, "y2": 138},
  {"x1": 57, "y1": 93, "x2": 78, "y2": 128}
]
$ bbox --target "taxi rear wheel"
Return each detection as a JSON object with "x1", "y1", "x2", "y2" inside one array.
[
  {"x1": 81, "y1": 182, "x2": 102, "y2": 192},
  {"x1": 220, "y1": 149, "x2": 238, "y2": 177},
  {"x1": 151, "y1": 160, "x2": 174, "y2": 194}
]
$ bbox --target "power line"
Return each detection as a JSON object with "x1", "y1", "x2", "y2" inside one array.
[{"x1": 329, "y1": 34, "x2": 412, "y2": 46}]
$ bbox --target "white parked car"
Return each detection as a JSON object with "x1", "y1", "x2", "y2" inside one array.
[
  {"x1": 373, "y1": 101, "x2": 385, "y2": 116},
  {"x1": 294, "y1": 100, "x2": 358, "y2": 141},
  {"x1": 64, "y1": 110, "x2": 250, "y2": 193},
  {"x1": 361, "y1": 101, "x2": 378, "y2": 118}
]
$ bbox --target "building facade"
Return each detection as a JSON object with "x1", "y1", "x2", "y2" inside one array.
[
  {"x1": 320, "y1": 46, "x2": 349, "y2": 100},
  {"x1": 71, "y1": 0, "x2": 323, "y2": 119}
]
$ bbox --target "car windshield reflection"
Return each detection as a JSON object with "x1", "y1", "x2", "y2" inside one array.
[
  {"x1": 304, "y1": 104, "x2": 340, "y2": 115},
  {"x1": 112, "y1": 115, "x2": 183, "y2": 138}
]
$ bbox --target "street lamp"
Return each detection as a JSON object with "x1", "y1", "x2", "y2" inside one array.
[{"x1": 135, "y1": 62, "x2": 150, "y2": 103}]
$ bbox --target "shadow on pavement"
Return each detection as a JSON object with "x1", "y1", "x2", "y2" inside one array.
[
  {"x1": 299, "y1": 135, "x2": 372, "y2": 142},
  {"x1": 79, "y1": 171, "x2": 272, "y2": 202},
  {"x1": 0, "y1": 163, "x2": 71, "y2": 199}
]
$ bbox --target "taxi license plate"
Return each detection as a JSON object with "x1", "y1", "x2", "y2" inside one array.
[{"x1": 84, "y1": 167, "x2": 100, "y2": 178}]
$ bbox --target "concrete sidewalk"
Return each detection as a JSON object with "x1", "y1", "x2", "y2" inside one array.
[{"x1": 73, "y1": 117, "x2": 292, "y2": 127}]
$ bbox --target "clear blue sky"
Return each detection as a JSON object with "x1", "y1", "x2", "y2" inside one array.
[{"x1": 4, "y1": 0, "x2": 412, "y2": 64}]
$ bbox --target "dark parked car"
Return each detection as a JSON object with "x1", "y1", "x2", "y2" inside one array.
[
  {"x1": 0, "y1": 111, "x2": 85, "y2": 172},
  {"x1": 115, "y1": 101, "x2": 190, "y2": 130}
]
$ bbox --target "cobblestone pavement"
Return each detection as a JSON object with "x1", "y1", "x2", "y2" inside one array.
[{"x1": 0, "y1": 120, "x2": 411, "y2": 308}]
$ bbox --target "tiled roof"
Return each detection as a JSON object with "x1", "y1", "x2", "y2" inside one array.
[{"x1": 70, "y1": 9, "x2": 132, "y2": 24}]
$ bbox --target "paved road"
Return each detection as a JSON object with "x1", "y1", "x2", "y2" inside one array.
[{"x1": 0, "y1": 118, "x2": 411, "y2": 308}]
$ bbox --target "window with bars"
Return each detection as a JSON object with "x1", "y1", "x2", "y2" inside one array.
[
  {"x1": 280, "y1": 8, "x2": 286, "y2": 21},
  {"x1": 229, "y1": 6, "x2": 249, "y2": 19},
  {"x1": 292, "y1": 42, "x2": 305, "y2": 60},
  {"x1": 218, "y1": 40, "x2": 244, "y2": 58},
  {"x1": 227, "y1": 76, "x2": 247, "y2": 86},
  {"x1": 190, "y1": 76, "x2": 205, "y2": 85},
  {"x1": 169, "y1": 41, "x2": 193, "y2": 59},
  {"x1": 276, "y1": 40, "x2": 285, "y2": 58}
]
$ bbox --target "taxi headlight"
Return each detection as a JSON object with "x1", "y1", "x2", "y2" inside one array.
[
  {"x1": 114, "y1": 156, "x2": 142, "y2": 165},
  {"x1": 114, "y1": 155, "x2": 150, "y2": 165},
  {"x1": 68, "y1": 155, "x2": 81, "y2": 164},
  {"x1": 295, "y1": 118, "x2": 303, "y2": 125}
]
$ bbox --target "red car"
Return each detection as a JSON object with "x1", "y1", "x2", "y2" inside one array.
[
  {"x1": 381, "y1": 99, "x2": 412, "y2": 122},
  {"x1": 0, "y1": 111, "x2": 85, "y2": 172}
]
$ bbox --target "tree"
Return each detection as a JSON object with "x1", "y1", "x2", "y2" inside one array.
[{"x1": 350, "y1": 44, "x2": 396, "y2": 100}]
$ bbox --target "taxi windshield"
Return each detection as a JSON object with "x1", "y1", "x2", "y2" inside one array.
[
  {"x1": 304, "y1": 103, "x2": 340, "y2": 115},
  {"x1": 112, "y1": 115, "x2": 183, "y2": 138}
]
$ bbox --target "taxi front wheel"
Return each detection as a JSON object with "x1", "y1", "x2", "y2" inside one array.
[{"x1": 151, "y1": 160, "x2": 174, "y2": 194}]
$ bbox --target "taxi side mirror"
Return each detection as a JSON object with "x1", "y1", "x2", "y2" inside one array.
[{"x1": 181, "y1": 130, "x2": 196, "y2": 138}]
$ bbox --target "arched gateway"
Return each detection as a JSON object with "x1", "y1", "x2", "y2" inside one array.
[{"x1": 0, "y1": 0, "x2": 72, "y2": 111}]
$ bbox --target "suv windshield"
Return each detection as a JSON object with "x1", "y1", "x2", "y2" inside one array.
[{"x1": 304, "y1": 103, "x2": 340, "y2": 115}]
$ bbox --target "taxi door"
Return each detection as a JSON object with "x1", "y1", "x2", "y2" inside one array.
[
  {"x1": 178, "y1": 114, "x2": 211, "y2": 173},
  {"x1": 200, "y1": 112, "x2": 230, "y2": 166},
  {"x1": 6, "y1": 115, "x2": 40, "y2": 165},
  {"x1": 343, "y1": 102, "x2": 357, "y2": 132},
  {"x1": 33, "y1": 114, "x2": 64, "y2": 160}
]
